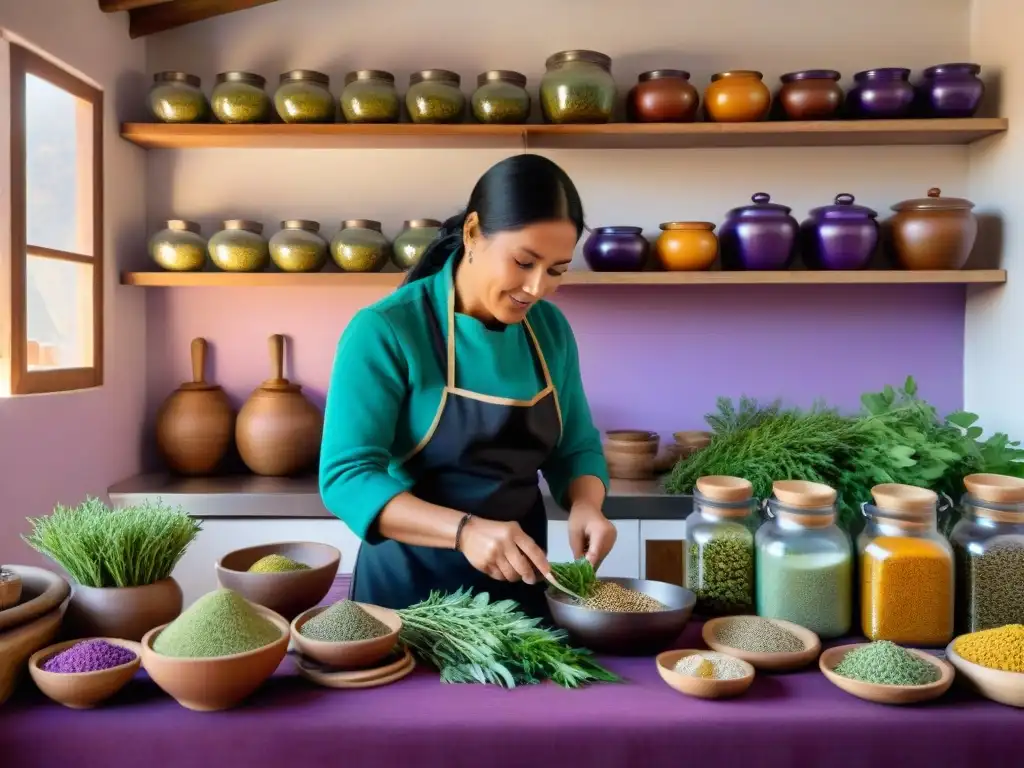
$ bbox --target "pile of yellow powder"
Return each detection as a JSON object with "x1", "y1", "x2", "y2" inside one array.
[
  {"x1": 247, "y1": 554, "x2": 310, "y2": 573},
  {"x1": 953, "y1": 624, "x2": 1024, "y2": 673}
]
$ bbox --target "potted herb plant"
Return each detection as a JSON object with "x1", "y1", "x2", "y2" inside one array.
[
  {"x1": 23, "y1": 497, "x2": 201, "y2": 641},
  {"x1": 0, "y1": 566, "x2": 21, "y2": 610}
]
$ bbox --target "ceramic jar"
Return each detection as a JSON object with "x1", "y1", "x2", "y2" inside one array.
[
  {"x1": 846, "y1": 68, "x2": 914, "y2": 119},
  {"x1": 540, "y1": 50, "x2": 616, "y2": 124},
  {"x1": 269, "y1": 220, "x2": 328, "y2": 273},
  {"x1": 406, "y1": 70, "x2": 465, "y2": 124},
  {"x1": 719, "y1": 193, "x2": 799, "y2": 271},
  {"x1": 147, "y1": 71, "x2": 208, "y2": 123},
  {"x1": 149, "y1": 220, "x2": 207, "y2": 272},
  {"x1": 583, "y1": 226, "x2": 650, "y2": 272},
  {"x1": 777, "y1": 70, "x2": 843, "y2": 120},
  {"x1": 331, "y1": 220, "x2": 390, "y2": 272},
  {"x1": 704, "y1": 71, "x2": 771, "y2": 122},
  {"x1": 392, "y1": 219, "x2": 442, "y2": 270},
  {"x1": 209, "y1": 220, "x2": 270, "y2": 272},
  {"x1": 655, "y1": 222, "x2": 718, "y2": 271},
  {"x1": 627, "y1": 70, "x2": 699, "y2": 123},
  {"x1": 341, "y1": 70, "x2": 401, "y2": 123},
  {"x1": 916, "y1": 63, "x2": 984, "y2": 118},
  {"x1": 274, "y1": 70, "x2": 334, "y2": 123},
  {"x1": 64, "y1": 579, "x2": 183, "y2": 642},
  {"x1": 887, "y1": 188, "x2": 978, "y2": 270},
  {"x1": 472, "y1": 71, "x2": 530, "y2": 124},
  {"x1": 800, "y1": 194, "x2": 879, "y2": 270},
  {"x1": 212, "y1": 71, "x2": 271, "y2": 124}
]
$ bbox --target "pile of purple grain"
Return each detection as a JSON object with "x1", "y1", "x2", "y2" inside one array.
[{"x1": 42, "y1": 640, "x2": 137, "y2": 674}]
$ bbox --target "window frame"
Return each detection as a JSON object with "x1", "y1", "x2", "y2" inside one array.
[{"x1": 7, "y1": 41, "x2": 104, "y2": 395}]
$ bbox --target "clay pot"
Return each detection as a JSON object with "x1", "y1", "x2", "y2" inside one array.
[
  {"x1": 704, "y1": 71, "x2": 770, "y2": 123},
  {"x1": 63, "y1": 578, "x2": 183, "y2": 642},
  {"x1": 846, "y1": 68, "x2": 914, "y2": 119},
  {"x1": 236, "y1": 334, "x2": 323, "y2": 477},
  {"x1": 155, "y1": 337, "x2": 236, "y2": 476},
  {"x1": 887, "y1": 188, "x2": 977, "y2": 270},
  {"x1": 800, "y1": 194, "x2": 880, "y2": 270},
  {"x1": 719, "y1": 193, "x2": 799, "y2": 271},
  {"x1": 583, "y1": 227, "x2": 650, "y2": 272},
  {"x1": 777, "y1": 70, "x2": 843, "y2": 120},
  {"x1": 627, "y1": 70, "x2": 699, "y2": 123},
  {"x1": 655, "y1": 222, "x2": 718, "y2": 271},
  {"x1": 916, "y1": 63, "x2": 984, "y2": 118},
  {"x1": 604, "y1": 430, "x2": 659, "y2": 480},
  {"x1": 0, "y1": 569, "x2": 22, "y2": 610}
]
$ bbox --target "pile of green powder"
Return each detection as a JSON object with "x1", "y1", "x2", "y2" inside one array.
[
  {"x1": 834, "y1": 641, "x2": 941, "y2": 686},
  {"x1": 299, "y1": 600, "x2": 392, "y2": 642},
  {"x1": 713, "y1": 616, "x2": 805, "y2": 654},
  {"x1": 248, "y1": 554, "x2": 310, "y2": 573},
  {"x1": 153, "y1": 588, "x2": 282, "y2": 658}
]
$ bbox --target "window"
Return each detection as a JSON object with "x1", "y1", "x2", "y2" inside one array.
[{"x1": 3, "y1": 40, "x2": 103, "y2": 395}]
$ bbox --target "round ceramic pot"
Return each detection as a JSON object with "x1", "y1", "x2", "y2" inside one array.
[
  {"x1": 887, "y1": 187, "x2": 977, "y2": 270},
  {"x1": 330, "y1": 219, "x2": 390, "y2": 272},
  {"x1": 269, "y1": 220, "x2": 328, "y2": 273},
  {"x1": 392, "y1": 218, "x2": 442, "y2": 270},
  {"x1": 209, "y1": 220, "x2": 270, "y2": 272},
  {"x1": 63, "y1": 578, "x2": 183, "y2": 642},
  {"x1": 540, "y1": 50, "x2": 616, "y2": 124},
  {"x1": 704, "y1": 70, "x2": 771, "y2": 122},
  {"x1": 777, "y1": 70, "x2": 843, "y2": 120},
  {"x1": 406, "y1": 70, "x2": 465, "y2": 124},
  {"x1": 583, "y1": 227, "x2": 650, "y2": 272},
  {"x1": 719, "y1": 193, "x2": 799, "y2": 271},
  {"x1": 341, "y1": 70, "x2": 401, "y2": 123},
  {"x1": 211, "y1": 71, "x2": 272, "y2": 124},
  {"x1": 148, "y1": 71, "x2": 208, "y2": 123},
  {"x1": 846, "y1": 68, "x2": 914, "y2": 119},
  {"x1": 916, "y1": 63, "x2": 984, "y2": 118},
  {"x1": 655, "y1": 222, "x2": 718, "y2": 271},
  {"x1": 627, "y1": 70, "x2": 699, "y2": 123},
  {"x1": 274, "y1": 69, "x2": 335, "y2": 123},
  {"x1": 800, "y1": 194, "x2": 879, "y2": 270},
  {"x1": 472, "y1": 71, "x2": 530, "y2": 124},
  {"x1": 149, "y1": 220, "x2": 207, "y2": 272}
]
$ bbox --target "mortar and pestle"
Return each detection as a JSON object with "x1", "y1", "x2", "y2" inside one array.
[
  {"x1": 236, "y1": 334, "x2": 323, "y2": 477},
  {"x1": 155, "y1": 337, "x2": 236, "y2": 475}
]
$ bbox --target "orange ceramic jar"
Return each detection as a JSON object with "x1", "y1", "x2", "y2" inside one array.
[
  {"x1": 655, "y1": 222, "x2": 718, "y2": 271},
  {"x1": 704, "y1": 71, "x2": 771, "y2": 122}
]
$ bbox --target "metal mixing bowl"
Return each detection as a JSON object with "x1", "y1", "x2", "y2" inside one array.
[{"x1": 545, "y1": 577, "x2": 696, "y2": 656}]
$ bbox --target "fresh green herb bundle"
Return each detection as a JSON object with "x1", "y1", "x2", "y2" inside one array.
[
  {"x1": 549, "y1": 557, "x2": 598, "y2": 598},
  {"x1": 397, "y1": 589, "x2": 618, "y2": 688}
]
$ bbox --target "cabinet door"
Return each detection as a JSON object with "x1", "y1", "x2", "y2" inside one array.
[
  {"x1": 640, "y1": 520, "x2": 687, "y2": 585},
  {"x1": 547, "y1": 520, "x2": 640, "y2": 578}
]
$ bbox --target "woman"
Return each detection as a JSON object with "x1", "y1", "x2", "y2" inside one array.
[{"x1": 319, "y1": 153, "x2": 615, "y2": 618}]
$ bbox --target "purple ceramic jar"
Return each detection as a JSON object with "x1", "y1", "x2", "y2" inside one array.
[
  {"x1": 719, "y1": 193, "x2": 798, "y2": 271},
  {"x1": 800, "y1": 194, "x2": 879, "y2": 270},
  {"x1": 582, "y1": 226, "x2": 650, "y2": 272},
  {"x1": 916, "y1": 63, "x2": 984, "y2": 118},
  {"x1": 846, "y1": 68, "x2": 914, "y2": 119}
]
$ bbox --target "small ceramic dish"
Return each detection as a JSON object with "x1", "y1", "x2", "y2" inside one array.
[
  {"x1": 655, "y1": 649, "x2": 755, "y2": 699},
  {"x1": 29, "y1": 637, "x2": 142, "y2": 709},
  {"x1": 702, "y1": 616, "x2": 822, "y2": 671},
  {"x1": 291, "y1": 602, "x2": 401, "y2": 670},
  {"x1": 946, "y1": 641, "x2": 1024, "y2": 708},
  {"x1": 820, "y1": 644, "x2": 954, "y2": 705},
  {"x1": 294, "y1": 645, "x2": 416, "y2": 689}
]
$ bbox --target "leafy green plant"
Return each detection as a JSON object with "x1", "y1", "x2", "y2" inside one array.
[
  {"x1": 23, "y1": 497, "x2": 201, "y2": 588},
  {"x1": 549, "y1": 557, "x2": 598, "y2": 598}
]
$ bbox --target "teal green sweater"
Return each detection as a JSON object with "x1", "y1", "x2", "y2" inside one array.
[{"x1": 319, "y1": 256, "x2": 609, "y2": 542}]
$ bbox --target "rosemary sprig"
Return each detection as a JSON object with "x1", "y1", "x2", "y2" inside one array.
[{"x1": 549, "y1": 557, "x2": 598, "y2": 598}]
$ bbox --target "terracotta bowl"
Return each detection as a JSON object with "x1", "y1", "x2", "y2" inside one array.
[
  {"x1": 946, "y1": 641, "x2": 1024, "y2": 708},
  {"x1": 64, "y1": 578, "x2": 183, "y2": 642},
  {"x1": 216, "y1": 541, "x2": 341, "y2": 621},
  {"x1": 702, "y1": 617, "x2": 822, "y2": 671},
  {"x1": 656, "y1": 649, "x2": 755, "y2": 699},
  {"x1": 605, "y1": 430, "x2": 660, "y2": 480},
  {"x1": 821, "y1": 643, "x2": 954, "y2": 705},
  {"x1": 291, "y1": 602, "x2": 401, "y2": 670},
  {"x1": 0, "y1": 566, "x2": 70, "y2": 632},
  {"x1": 140, "y1": 604, "x2": 289, "y2": 712},
  {"x1": 673, "y1": 430, "x2": 712, "y2": 454},
  {"x1": 29, "y1": 637, "x2": 142, "y2": 709}
]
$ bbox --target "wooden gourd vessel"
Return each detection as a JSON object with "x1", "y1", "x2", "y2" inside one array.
[{"x1": 236, "y1": 334, "x2": 323, "y2": 477}]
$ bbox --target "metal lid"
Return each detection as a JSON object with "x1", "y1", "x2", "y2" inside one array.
[
  {"x1": 638, "y1": 69, "x2": 691, "y2": 82},
  {"x1": 279, "y1": 69, "x2": 329, "y2": 85},
  {"x1": 923, "y1": 62, "x2": 982, "y2": 77},
  {"x1": 222, "y1": 219, "x2": 264, "y2": 234},
  {"x1": 780, "y1": 69, "x2": 841, "y2": 83},
  {"x1": 591, "y1": 226, "x2": 642, "y2": 235},
  {"x1": 545, "y1": 50, "x2": 612, "y2": 71},
  {"x1": 711, "y1": 70, "x2": 763, "y2": 82},
  {"x1": 166, "y1": 219, "x2": 201, "y2": 233},
  {"x1": 342, "y1": 219, "x2": 383, "y2": 232},
  {"x1": 477, "y1": 70, "x2": 527, "y2": 88},
  {"x1": 891, "y1": 187, "x2": 976, "y2": 212},
  {"x1": 854, "y1": 68, "x2": 911, "y2": 80},
  {"x1": 659, "y1": 221, "x2": 715, "y2": 231},
  {"x1": 403, "y1": 218, "x2": 443, "y2": 229},
  {"x1": 215, "y1": 71, "x2": 266, "y2": 88},
  {"x1": 410, "y1": 69, "x2": 460, "y2": 86},
  {"x1": 153, "y1": 71, "x2": 201, "y2": 88},
  {"x1": 726, "y1": 192, "x2": 793, "y2": 218},
  {"x1": 807, "y1": 193, "x2": 878, "y2": 221},
  {"x1": 280, "y1": 219, "x2": 320, "y2": 232},
  {"x1": 344, "y1": 69, "x2": 395, "y2": 86}
]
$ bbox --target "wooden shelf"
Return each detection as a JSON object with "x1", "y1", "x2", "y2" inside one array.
[
  {"x1": 120, "y1": 118, "x2": 1008, "y2": 151},
  {"x1": 121, "y1": 269, "x2": 1007, "y2": 287}
]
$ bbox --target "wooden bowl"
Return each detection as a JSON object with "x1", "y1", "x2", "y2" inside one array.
[
  {"x1": 821, "y1": 643, "x2": 954, "y2": 705},
  {"x1": 0, "y1": 606, "x2": 65, "y2": 705},
  {"x1": 673, "y1": 430, "x2": 712, "y2": 454},
  {"x1": 946, "y1": 641, "x2": 1024, "y2": 708},
  {"x1": 656, "y1": 649, "x2": 755, "y2": 699},
  {"x1": 291, "y1": 602, "x2": 401, "y2": 670},
  {"x1": 140, "y1": 603, "x2": 289, "y2": 712},
  {"x1": 216, "y1": 541, "x2": 341, "y2": 621},
  {"x1": 702, "y1": 616, "x2": 822, "y2": 671},
  {"x1": 29, "y1": 638, "x2": 142, "y2": 709},
  {"x1": 0, "y1": 566, "x2": 71, "y2": 632}
]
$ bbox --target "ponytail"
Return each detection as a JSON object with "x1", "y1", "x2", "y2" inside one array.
[{"x1": 402, "y1": 212, "x2": 467, "y2": 285}]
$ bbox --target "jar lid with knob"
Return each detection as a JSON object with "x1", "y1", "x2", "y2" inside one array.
[
  {"x1": 891, "y1": 187, "x2": 976, "y2": 212},
  {"x1": 726, "y1": 192, "x2": 794, "y2": 219},
  {"x1": 807, "y1": 193, "x2": 879, "y2": 221}
]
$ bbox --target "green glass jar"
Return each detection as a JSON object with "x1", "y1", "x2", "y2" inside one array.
[
  {"x1": 274, "y1": 70, "x2": 335, "y2": 123},
  {"x1": 472, "y1": 70, "x2": 531, "y2": 124},
  {"x1": 269, "y1": 220, "x2": 328, "y2": 273},
  {"x1": 540, "y1": 50, "x2": 616, "y2": 124},
  {"x1": 149, "y1": 220, "x2": 207, "y2": 271},
  {"x1": 341, "y1": 70, "x2": 400, "y2": 123},
  {"x1": 406, "y1": 70, "x2": 465, "y2": 124},
  {"x1": 148, "y1": 72, "x2": 208, "y2": 123},
  {"x1": 330, "y1": 220, "x2": 389, "y2": 272},
  {"x1": 209, "y1": 220, "x2": 270, "y2": 272},
  {"x1": 392, "y1": 219, "x2": 442, "y2": 270},
  {"x1": 212, "y1": 71, "x2": 272, "y2": 124}
]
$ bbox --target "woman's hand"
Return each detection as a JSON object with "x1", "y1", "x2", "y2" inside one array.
[
  {"x1": 459, "y1": 517, "x2": 551, "y2": 584},
  {"x1": 568, "y1": 502, "x2": 617, "y2": 568}
]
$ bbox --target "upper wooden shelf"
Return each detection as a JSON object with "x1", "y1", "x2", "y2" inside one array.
[{"x1": 120, "y1": 118, "x2": 1008, "y2": 151}]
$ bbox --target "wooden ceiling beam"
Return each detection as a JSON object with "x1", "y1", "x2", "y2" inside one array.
[
  {"x1": 128, "y1": 0, "x2": 278, "y2": 39},
  {"x1": 99, "y1": 0, "x2": 174, "y2": 11}
]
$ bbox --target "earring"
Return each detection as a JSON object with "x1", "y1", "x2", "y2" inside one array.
[{"x1": 467, "y1": 250, "x2": 473, "y2": 263}]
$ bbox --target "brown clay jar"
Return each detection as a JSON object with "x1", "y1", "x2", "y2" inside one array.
[
  {"x1": 64, "y1": 578, "x2": 183, "y2": 642},
  {"x1": 777, "y1": 70, "x2": 843, "y2": 120},
  {"x1": 887, "y1": 188, "x2": 978, "y2": 270},
  {"x1": 627, "y1": 69, "x2": 699, "y2": 123},
  {"x1": 704, "y1": 70, "x2": 771, "y2": 122}
]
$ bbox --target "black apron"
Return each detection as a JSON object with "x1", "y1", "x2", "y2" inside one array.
[{"x1": 350, "y1": 272, "x2": 563, "y2": 619}]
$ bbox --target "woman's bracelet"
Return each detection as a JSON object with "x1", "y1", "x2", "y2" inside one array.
[{"x1": 454, "y1": 513, "x2": 473, "y2": 551}]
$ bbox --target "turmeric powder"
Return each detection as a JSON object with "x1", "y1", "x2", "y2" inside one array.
[
  {"x1": 861, "y1": 536, "x2": 953, "y2": 646},
  {"x1": 953, "y1": 624, "x2": 1024, "y2": 673}
]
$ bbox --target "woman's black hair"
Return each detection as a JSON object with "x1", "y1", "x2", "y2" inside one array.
[{"x1": 403, "y1": 153, "x2": 585, "y2": 285}]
